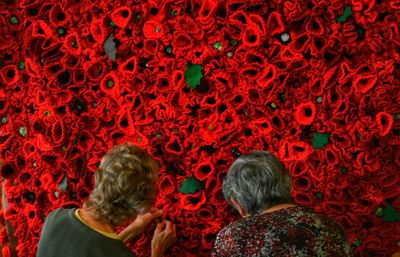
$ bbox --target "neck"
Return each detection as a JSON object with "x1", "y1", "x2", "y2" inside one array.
[
  {"x1": 78, "y1": 208, "x2": 115, "y2": 233},
  {"x1": 261, "y1": 203, "x2": 297, "y2": 214}
]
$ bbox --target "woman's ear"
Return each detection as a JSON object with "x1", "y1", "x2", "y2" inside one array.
[{"x1": 230, "y1": 197, "x2": 248, "y2": 217}]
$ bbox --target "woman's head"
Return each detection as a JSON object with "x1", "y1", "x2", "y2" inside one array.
[
  {"x1": 85, "y1": 144, "x2": 159, "y2": 226},
  {"x1": 222, "y1": 150, "x2": 293, "y2": 216}
]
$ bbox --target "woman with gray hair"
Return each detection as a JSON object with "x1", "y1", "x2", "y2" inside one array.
[
  {"x1": 37, "y1": 144, "x2": 176, "y2": 257},
  {"x1": 212, "y1": 150, "x2": 353, "y2": 257}
]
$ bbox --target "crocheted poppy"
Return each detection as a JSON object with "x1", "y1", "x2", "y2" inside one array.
[
  {"x1": 376, "y1": 112, "x2": 393, "y2": 136},
  {"x1": 111, "y1": 7, "x2": 131, "y2": 28},
  {"x1": 295, "y1": 102, "x2": 316, "y2": 125}
]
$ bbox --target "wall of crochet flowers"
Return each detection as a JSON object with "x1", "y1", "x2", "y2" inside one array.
[{"x1": 0, "y1": 0, "x2": 400, "y2": 256}]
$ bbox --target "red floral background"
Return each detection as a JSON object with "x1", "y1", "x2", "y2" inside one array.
[{"x1": 1, "y1": 0, "x2": 400, "y2": 256}]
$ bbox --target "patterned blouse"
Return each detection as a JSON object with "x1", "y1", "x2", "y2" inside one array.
[{"x1": 212, "y1": 205, "x2": 353, "y2": 257}]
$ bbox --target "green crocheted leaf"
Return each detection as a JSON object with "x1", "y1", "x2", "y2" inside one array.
[
  {"x1": 104, "y1": 34, "x2": 116, "y2": 61},
  {"x1": 383, "y1": 204, "x2": 400, "y2": 222},
  {"x1": 312, "y1": 132, "x2": 330, "y2": 149},
  {"x1": 337, "y1": 6, "x2": 352, "y2": 23},
  {"x1": 185, "y1": 63, "x2": 203, "y2": 89},
  {"x1": 179, "y1": 177, "x2": 203, "y2": 194}
]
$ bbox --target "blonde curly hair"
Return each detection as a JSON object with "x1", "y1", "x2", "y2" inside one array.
[{"x1": 84, "y1": 144, "x2": 159, "y2": 226}]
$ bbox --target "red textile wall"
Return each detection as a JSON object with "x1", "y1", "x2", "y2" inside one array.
[{"x1": 1, "y1": 0, "x2": 400, "y2": 256}]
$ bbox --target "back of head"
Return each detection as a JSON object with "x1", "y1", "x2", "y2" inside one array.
[
  {"x1": 85, "y1": 144, "x2": 159, "y2": 226},
  {"x1": 223, "y1": 150, "x2": 293, "y2": 216}
]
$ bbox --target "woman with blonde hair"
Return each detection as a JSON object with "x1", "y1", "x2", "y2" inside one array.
[{"x1": 37, "y1": 144, "x2": 176, "y2": 257}]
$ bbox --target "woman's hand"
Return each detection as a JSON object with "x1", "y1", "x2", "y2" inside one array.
[
  {"x1": 118, "y1": 208, "x2": 163, "y2": 243},
  {"x1": 151, "y1": 220, "x2": 176, "y2": 257}
]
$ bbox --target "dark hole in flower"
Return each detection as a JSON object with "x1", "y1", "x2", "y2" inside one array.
[
  {"x1": 298, "y1": 178, "x2": 308, "y2": 187},
  {"x1": 359, "y1": 78, "x2": 367, "y2": 85},
  {"x1": 6, "y1": 69, "x2": 15, "y2": 78},
  {"x1": 189, "y1": 197, "x2": 200, "y2": 205},
  {"x1": 150, "y1": 7, "x2": 158, "y2": 15},
  {"x1": 363, "y1": 222, "x2": 372, "y2": 229},
  {"x1": 204, "y1": 109, "x2": 211, "y2": 115},
  {"x1": 195, "y1": 82, "x2": 210, "y2": 94},
  {"x1": 134, "y1": 97, "x2": 141, "y2": 107},
  {"x1": 170, "y1": 140, "x2": 181, "y2": 152},
  {"x1": 293, "y1": 146, "x2": 305, "y2": 152},
  {"x1": 243, "y1": 69, "x2": 257, "y2": 76},
  {"x1": 139, "y1": 57, "x2": 148, "y2": 68},
  {"x1": 189, "y1": 104, "x2": 200, "y2": 117},
  {"x1": 206, "y1": 234, "x2": 214, "y2": 242},
  {"x1": 114, "y1": 38, "x2": 121, "y2": 48},
  {"x1": 126, "y1": 62, "x2": 134, "y2": 70},
  {"x1": 112, "y1": 132, "x2": 125, "y2": 139},
  {"x1": 314, "y1": 38, "x2": 324, "y2": 49},
  {"x1": 23, "y1": 191, "x2": 36, "y2": 203},
  {"x1": 247, "y1": 54, "x2": 262, "y2": 64},
  {"x1": 76, "y1": 73, "x2": 84, "y2": 81},
  {"x1": 121, "y1": 10, "x2": 129, "y2": 18},
  {"x1": 188, "y1": 124, "x2": 194, "y2": 132},
  {"x1": 249, "y1": 89, "x2": 259, "y2": 99},
  {"x1": 57, "y1": 12, "x2": 66, "y2": 21},
  {"x1": 272, "y1": 116, "x2": 280, "y2": 126},
  {"x1": 244, "y1": 128, "x2": 252, "y2": 136},
  {"x1": 234, "y1": 96, "x2": 242, "y2": 103},
  {"x1": 200, "y1": 145, "x2": 216, "y2": 155},
  {"x1": 206, "y1": 97, "x2": 216, "y2": 104},
  {"x1": 238, "y1": 15, "x2": 246, "y2": 24},
  {"x1": 202, "y1": 9, "x2": 210, "y2": 16},
  {"x1": 0, "y1": 101, "x2": 3, "y2": 110},
  {"x1": 88, "y1": 34, "x2": 95, "y2": 42},
  {"x1": 218, "y1": 104, "x2": 227, "y2": 114},
  {"x1": 246, "y1": 4, "x2": 263, "y2": 12},
  {"x1": 201, "y1": 165, "x2": 212, "y2": 174},
  {"x1": 324, "y1": 50, "x2": 335, "y2": 63},
  {"x1": 55, "y1": 106, "x2": 66, "y2": 114},
  {"x1": 312, "y1": 22, "x2": 319, "y2": 30},
  {"x1": 216, "y1": 6, "x2": 227, "y2": 18},
  {"x1": 225, "y1": 117, "x2": 233, "y2": 123},
  {"x1": 35, "y1": 180, "x2": 41, "y2": 186},
  {"x1": 15, "y1": 86, "x2": 20, "y2": 92},
  {"x1": 304, "y1": 108, "x2": 313, "y2": 117},
  {"x1": 28, "y1": 8, "x2": 39, "y2": 16},
  {"x1": 29, "y1": 211, "x2": 35, "y2": 219},
  {"x1": 248, "y1": 35, "x2": 257, "y2": 43},
  {"x1": 161, "y1": 79, "x2": 169, "y2": 87},
  {"x1": 228, "y1": 3, "x2": 243, "y2": 11},
  {"x1": 1, "y1": 164, "x2": 14, "y2": 178},
  {"x1": 125, "y1": 28, "x2": 133, "y2": 36},
  {"x1": 57, "y1": 70, "x2": 71, "y2": 86},
  {"x1": 120, "y1": 118, "x2": 128, "y2": 128},
  {"x1": 15, "y1": 107, "x2": 22, "y2": 113},
  {"x1": 262, "y1": 122, "x2": 269, "y2": 128}
]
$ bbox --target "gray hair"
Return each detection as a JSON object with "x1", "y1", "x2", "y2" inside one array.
[
  {"x1": 84, "y1": 144, "x2": 159, "y2": 226},
  {"x1": 222, "y1": 150, "x2": 293, "y2": 216}
]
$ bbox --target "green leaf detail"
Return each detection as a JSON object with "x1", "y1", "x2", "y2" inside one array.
[
  {"x1": 353, "y1": 238, "x2": 362, "y2": 246},
  {"x1": 18, "y1": 61, "x2": 25, "y2": 69},
  {"x1": 58, "y1": 28, "x2": 66, "y2": 36},
  {"x1": 19, "y1": 126, "x2": 27, "y2": 137},
  {"x1": 270, "y1": 102, "x2": 277, "y2": 109},
  {"x1": 179, "y1": 177, "x2": 203, "y2": 194},
  {"x1": 213, "y1": 42, "x2": 222, "y2": 51},
  {"x1": 337, "y1": 6, "x2": 352, "y2": 23},
  {"x1": 10, "y1": 16, "x2": 19, "y2": 24},
  {"x1": 2, "y1": 116, "x2": 8, "y2": 124},
  {"x1": 230, "y1": 40, "x2": 237, "y2": 46},
  {"x1": 355, "y1": 132, "x2": 360, "y2": 141},
  {"x1": 382, "y1": 204, "x2": 400, "y2": 222},
  {"x1": 137, "y1": 137, "x2": 142, "y2": 142},
  {"x1": 393, "y1": 113, "x2": 400, "y2": 120},
  {"x1": 44, "y1": 110, "x2": 51, "y2": 116},
  {"x1": 312, "y1": 132, "x2": 330, "y2": 149},
  {"x1": 341, "y1": 167, "x2": 347, "y2": 174},
  {"x1": 109, "y1": 21, "x2": 116, "y2": 27},
  {"x1": 155, "y1": 133, "x2": 162, "y2": 138},
  {"x1": 107, "y1": 79, "x2": 114, "y2": 88},
  {"x1": 375, "y1": 207, "x2": 383, "y2": 217},
  {"x1": 316, "y1": 96, "x2": 323, "y2": 103},
  {"x1": 184, "y1": 63, "x2": 203, "y2": 89},
  {"x1": 315, "y1": 192, "x2": 324, "y2": 199}
]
